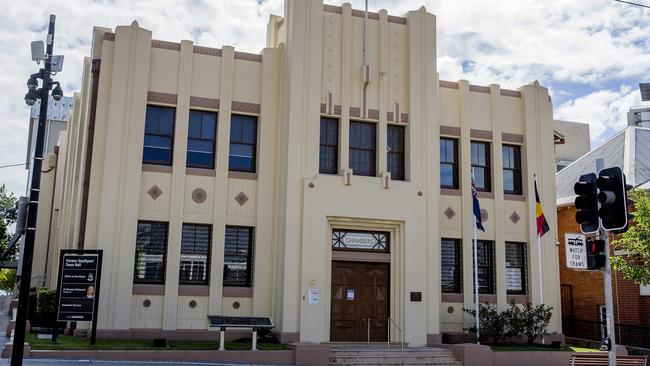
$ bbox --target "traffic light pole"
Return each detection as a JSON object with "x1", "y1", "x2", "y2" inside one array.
[
  {"x1": 11, "y1": 14, "x2": 56, "y2": 366},
  {"x1": 601, "y1": 227, "x2": 616, "y2": 366}
]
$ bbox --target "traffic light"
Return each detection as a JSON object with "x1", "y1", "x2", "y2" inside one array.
[
  {"x1": 587, "y1": 238, "x2": 606, "y2": 270},
  {"x1": 596, "y1": 167, "x2": 630, "y2": 232},
  {"x1": 574, "y1": 173, "x2": 599, "y2": 234}
]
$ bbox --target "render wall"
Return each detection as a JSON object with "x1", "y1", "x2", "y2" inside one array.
[{"x1": 48, "y1": 0, "x2": 561, "y2": 346}]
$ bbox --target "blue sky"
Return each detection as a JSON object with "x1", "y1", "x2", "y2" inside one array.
[{"x1": 1, "y1": 0, "x2": 649, "y2": 195}]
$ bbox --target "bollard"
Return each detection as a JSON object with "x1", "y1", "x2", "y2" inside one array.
[
  {"x1": 251, "y1": 330, "x2": 257, "y2": 351},
  {"x1": 219, "y1": 329, "x2": 225, "y2": 351}
]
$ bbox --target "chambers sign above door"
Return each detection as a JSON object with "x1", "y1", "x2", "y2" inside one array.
[{"x1": 332, "y1": 230, "x2": 388, "y2": 252}]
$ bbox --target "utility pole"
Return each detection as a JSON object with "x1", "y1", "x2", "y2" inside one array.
[{"x1": 12, "y1": 14, "x2": 60, "y2": 366}]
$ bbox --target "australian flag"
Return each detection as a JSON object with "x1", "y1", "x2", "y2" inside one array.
[{"x1": 472, "y1": 179, "x2": 485, "y2": 232}]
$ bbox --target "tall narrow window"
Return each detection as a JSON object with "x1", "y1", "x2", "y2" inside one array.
[
  {"x1": 476, "y1": 240, "x2": 495, "y2": 294},
  {"x1": 349, "y1": 121, "x2": 376, "y2": 177},
  {"x1": 387, "y1": 125, "x2": 405, "y2": 180},
  {"x1": 187, "y1": 110, "x2": 217, "y2": 169},
  {"x1": 319, "y1": 118, "x2": 339, "y2": 174},
  {"x1": 506, "y1": 242, "x2": 528, "y2": 295},
  {"x1": 143, "y1": 106, "x2": 175, "y2": 166},
  {"x1": 133, "y1": 221, "x2": 168, "y2": 284},
  {"x1": 179, "y1": 224, "x2": 211, "y2": 285},
  {"x1": 471, "y1": 141, "x2": 491, "y2": 192},
  {"x1": 503, "y1": 145, "x2": 522, "y2": 195},
  {"x1": 441, "y1": 238, "x2": 462, "y2": 293},
  {"x1": 229, "y1": 115, "x2": 257, "y2": 173},
  {"x1": 440, "y1": 138, "x2": 458, "y2": 189},
  {"x1": 223, "y1": 226, "x2": 255, "y2": 287}
]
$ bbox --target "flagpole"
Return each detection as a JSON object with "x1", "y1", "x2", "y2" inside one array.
[
  {"x1": 472, "y1": 168, "x2": 479, "y2": 344},
  {"x1": 535, "y1": 173, "x2": 544, "y2": 306},
  {"x1": 535, "y1": 174, "x2": 545, "y2": 345}
]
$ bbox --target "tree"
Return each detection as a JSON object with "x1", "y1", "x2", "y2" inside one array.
[
  {"x1": 611, "y1": 188, "x2": 650, "y2": 285},
  {"x1": 0, "y1": 184, "x2": 18, "y2": 258},
  {"x1": 0, "y1": 184, "x2": 18, "y2": 291}
]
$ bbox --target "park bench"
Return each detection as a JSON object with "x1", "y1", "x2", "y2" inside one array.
[
  {"x1": 207, "y1": 315, "x2": 273, "y2": 351},
  {"x1": 568, "y1": 353, "x2": 647, "y2": 366}
]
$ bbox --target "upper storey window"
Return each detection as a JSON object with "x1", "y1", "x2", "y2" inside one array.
[
  {"x1": 229, "y1": 115, "x2": 257, "y2": 173},
  {"x1": 187, "y1": 110, "x2": 217, "y2": 169},
  {"x1": 387, "y1": 125, "x2": 405, "y2": 181},
  {"x1": 143, "y1": 105, "x2": 175, "y2": 166},
  {"x1": 471, "y1": 141, "x2": 491, "y2": 192},
  {"x1": 319, "y1": 118, "x2": 339, "y2": 174},
  {"x1": 440, "y1": 138, "x2": 458, "y2": 189},
  {"x1": 502, "y1": 144, "x2": 522, "y2": 195},
  {"x1": 349, "y1": 121, "x2": 376, "y2": 177}
]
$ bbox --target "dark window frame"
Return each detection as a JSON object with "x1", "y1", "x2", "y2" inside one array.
[
  {"x1": 387, "y1": 124, "x2": 406, "y2": 181},
  {"x1": 440, "y1": 137, "x2": 459, "y2": 189},
  {"x1": 228, "y1": 114, "x2": 258, "y2": 173},
  {"x1": 349, "y1": 120, "x2": 377, "y2": 177},
  {"x1": 133, "y1": 221, "x2": 169, "y2": 285},
  {"x1": 187, "y1": 110, "x2": 217, "y2": 169},
  {"x1": 143, "y1": 105, "x2": 175, "y2": 166},
  {"x1": 477, "y1": 240, "x2": 496, "y2": 294},
  {"x1": 319, "y1": 117, "x2": 339, "y2": 174},
  {"x1": 179, "y1": 223, "x2": 212, "y2": 285},
  {"x1": 223, "y1": 226, "x2": 255, "y2": 288},
  {"x1": 505, "y1": 241, "x2": 528, "y2": 295},
  {"x1": 441, "y1": 238, "x2": 462, "y2": 293},
  {"x1": 502, "y1": 144, "x2": 523, "y2": 195},
  {"x1": 471, "y1": 141, "x2": 491, "y2": 192}
]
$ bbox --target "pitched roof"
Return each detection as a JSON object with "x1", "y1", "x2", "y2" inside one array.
[{"x1": 556, "y1": 126, "x2": 650, "y2": 206}]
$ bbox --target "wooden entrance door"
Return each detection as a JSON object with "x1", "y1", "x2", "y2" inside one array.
[{"x1": 330, "y1": 261, "x2": 389, "y2": 342}]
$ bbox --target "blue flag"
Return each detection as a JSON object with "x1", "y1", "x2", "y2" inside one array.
[{"x1": 472, "y1": 179, "x2": 485, "y2": 232}]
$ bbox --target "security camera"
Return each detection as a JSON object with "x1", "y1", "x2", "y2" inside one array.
[
  {"x1": 24, "y1": 92, "x2": 37, "y2": 106},
  {"x1": 52, "y1": 84, "x2": 63, "y2": 101}
]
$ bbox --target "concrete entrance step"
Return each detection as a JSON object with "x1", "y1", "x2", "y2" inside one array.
[{"x1": 329, "y1": 346, "x2": 462, "y2": 366}]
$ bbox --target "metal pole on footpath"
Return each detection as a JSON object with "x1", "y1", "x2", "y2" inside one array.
[
  {"x1": 596, "y1": 158, "x2": 616, "y2": 366},
  {"x1": 601, "y1": 227, "x2": 616, "y2": 366},
  {"x1": 11, "y1": 15, "x2": 57, "y2": 366}
]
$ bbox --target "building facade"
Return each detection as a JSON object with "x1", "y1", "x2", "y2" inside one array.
[
  {"x1": 556, "y1": 126, "x2": 650, "y2": 348},
  {"x1": 34, "y1": 0, "x2": 560, "y2": 346},
  {"x1": 553, "y1": 120, "x2": 590, "y2": 172}
]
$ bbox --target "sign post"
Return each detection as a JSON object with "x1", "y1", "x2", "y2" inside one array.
[{"x1": 56, "y1": 250, "x2": 103, "y2": 346}]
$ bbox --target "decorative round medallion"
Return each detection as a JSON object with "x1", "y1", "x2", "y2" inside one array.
[
  {"x1": 480, "y1": 209, "x2": 488, "y2": 222},
  {"x1": 232, "y1": 301, "x2": 241, "y2": 310},
  {"x1": 143, "y1": 299, "x2": 151, "y2": 308},
  {"x1": 192, "y1": 188, "x2": 207, "y2": 203},
  {"x1": 189, "y1": 300, "x2": 197, "y2": 309},
  {"x1": 447, "y1": 306, "x2": 454, "y2": 314}
]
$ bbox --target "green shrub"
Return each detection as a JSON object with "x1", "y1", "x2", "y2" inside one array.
[
  {"x1": 36, "y1": 288, "x2": 57, "y2": 316},
  {"x1": 463, "y1": 303, "x2": 507, "y2": 345},
  {"x1": 464, "y1": 302, "x2": 554, "y2": 345}
]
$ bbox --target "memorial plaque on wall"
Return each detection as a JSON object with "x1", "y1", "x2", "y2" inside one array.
[{"x1": 56, "y1": 250, "x2": 103, "y2": 322}]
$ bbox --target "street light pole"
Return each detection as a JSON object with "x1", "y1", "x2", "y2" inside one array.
[{"x1": 11, "y1": 14, "x2": 57, "y2": 366}]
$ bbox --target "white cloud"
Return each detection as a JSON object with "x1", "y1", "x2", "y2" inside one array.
[
  {"x1": 555, "y1": 85, "x2": 643, "y2": 144},
  {"x1": 1, "y1": 0, "x2": 650, "y2": 195}
]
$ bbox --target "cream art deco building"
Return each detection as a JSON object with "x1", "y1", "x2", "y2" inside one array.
[{"x1": 31, "y1": 0, "x2": 561, "y2": 346}]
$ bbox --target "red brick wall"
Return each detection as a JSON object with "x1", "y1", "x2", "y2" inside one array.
[{"x1": 557, "y1": 205, "x2": 650, "y2": 326}]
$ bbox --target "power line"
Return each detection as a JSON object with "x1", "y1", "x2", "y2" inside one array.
[
  {"x1": 0, "y1": 163, "x2": 26, "y2": 169},
  {"x1": 613, "y1": 0, "x2": 650, "y2": 9}
]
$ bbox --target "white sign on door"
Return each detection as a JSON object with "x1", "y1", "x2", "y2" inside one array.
[{"x1": 565, "y1": 233, "x2": 587, "y2": 269}]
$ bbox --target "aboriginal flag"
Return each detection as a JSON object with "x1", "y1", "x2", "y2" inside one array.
[{"x1": 535, "y1": 180, "x2": 549, "y2": 237}]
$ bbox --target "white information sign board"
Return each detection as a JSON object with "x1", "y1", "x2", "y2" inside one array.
[
  {"x1": 308, "y1": 289, "x2": 319, "y2": 304},
  {"x1": 565, "y1": 233, "x2": 588, "y2": 269}
]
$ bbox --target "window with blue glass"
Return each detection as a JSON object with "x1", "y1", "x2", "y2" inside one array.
[
  {"x1": 229, "y1": 115, "x2": 257, "y2": 173},
  {"x1": 187, "y1": 110, "x2": 217, "y2": 169},
  {"x1": 143, "y1": 105, "x2": 175, "y2": 166},
  {"x1": 387, "y1": 125, "x2": 405, "y2": 180},
  {"x1": 349, "y1": 121, "x2": 376, "y2": 177},
  {"x1": 440, "y1": 138, "x2": 458, "y2": 189}
]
